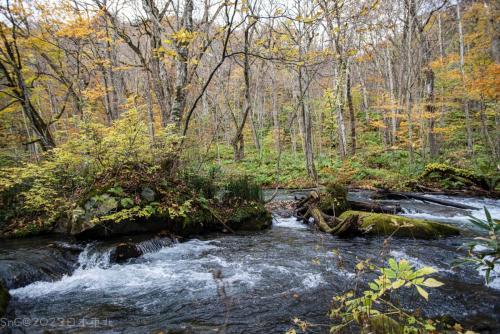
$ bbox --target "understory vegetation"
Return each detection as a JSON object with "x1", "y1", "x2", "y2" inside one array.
[{"x1": 0, "y1": 110, "x2": 264, "y2": 237}]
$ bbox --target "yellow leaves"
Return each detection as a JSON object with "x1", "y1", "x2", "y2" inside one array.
[
  {"x1": 171, "y1": 29, "x2": 196, "y2": 45},
  {"x1": 421, "y1": 278, "x2": 444, "y2": 288},
  {"x1": 416, "y1": 285, "x2": 429, "y2": 300},
  {"x1": 83, "y1": 84, "x2": 107, "y2": 101},
  {"x1": 157, "y1": 46, "x2": 177, "y2": 59},
  {"x1": 56, "y1": 16, "x2": 93, "y2": 39},
  {"x1": 370, "y1": 120, "x2": 386, "y2": 129}
]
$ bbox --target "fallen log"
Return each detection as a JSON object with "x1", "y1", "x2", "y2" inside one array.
[
  {"x1": 420, "y1": 163, "x2": 492, "y2": 191},
  {"x1": 340, "y1": 211, "x2": 460, "y2": 239},
  {"x1": 293, "y1": 190, "x2": 461, "y2": 239},
  {"x1": 348, "y1": 200, "x2": 402, "y2": 214},
  {"x1": 294, "y1": 190, "x2": 343, "y2": 233},
  {"x1": 373, "y1": 190, "x2": 478, "y2": 210}
]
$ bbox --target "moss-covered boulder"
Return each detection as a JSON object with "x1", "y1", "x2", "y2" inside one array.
[
  {"x1": 226, "y1": 202, "x2": 272, "y2": 231},
  {"x1": 339, "y1": 211, "x2": 460, "y2": 239},
  {"x1": 319, "y1": 183, "x2": 349, "y2": 215},
  {"x1": 0, "y1": 280, "x2": 9, "y2": 317}
]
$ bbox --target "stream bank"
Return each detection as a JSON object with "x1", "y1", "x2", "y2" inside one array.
[{"x1": 0, "y1": 191, "x2": 499, "y2": 333}]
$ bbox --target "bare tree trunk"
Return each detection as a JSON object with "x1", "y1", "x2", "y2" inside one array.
[
  {"x1": 346, "y1": 67, "x2": 356, "y2": 155},
  {"x1": 425, "y1": 66, "x2": 438, "y2": 158},
  {"x1": 298, "y1": 66, "x2": 317, "y2": 179},
  {"x1": 170, "y1": 0, "x2": 193, "y2": 128},
  {"x1": 457, "y1": 0, "x2": 474, "y2": 154},
  {"x1": 335, "y1": 61, "x2": 348, "y2": 159},
  {"x1": 231, "y1": 20, "x2": 253, "y2": 162},
  {"x1": 357, "y1": 66, "x2": 370, "y2": 124},
  {"x1": 386, "y1": 48, "x2": 397, "y2": 144},
  {"x1": 271, "y1": 65, "x2": 280, "y2": 153},
  {"x1": 479, "y1": 98, "x2": 497, "y2": 159}
]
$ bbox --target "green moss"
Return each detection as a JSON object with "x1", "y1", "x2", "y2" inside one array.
[
  {"x1": 339, "y1": 211, "x2": 460, "y2": 239},
  {"x1": 0, "y1": 281, "x2": 9, "y2": 317},
  {"x1": 319, "y1": 183, "x2": 349, "y2": 215},
  {"x1": 227, "y1": 202, "x2": 272, "y2": 231}
]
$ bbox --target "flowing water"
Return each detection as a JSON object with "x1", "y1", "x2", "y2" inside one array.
[{"x1": 2, "y1": 192, "x2": 500, "y2": 333}]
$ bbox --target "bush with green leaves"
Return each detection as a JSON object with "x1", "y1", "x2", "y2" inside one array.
[
  {"x1": 0, "y1": 109, "x2": 181, "y2": 230},
  {"x1": 328, "y1": 258, "x2": 444, "y2": 333}
]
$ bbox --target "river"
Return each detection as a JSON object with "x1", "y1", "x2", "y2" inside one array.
[{"x1": 2, "y1": 192, "x2": 500, "y2": 333}]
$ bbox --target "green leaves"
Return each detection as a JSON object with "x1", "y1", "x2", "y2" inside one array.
[
  {"x1": 330, "y1": 258, "x2": 445, "y2": 333},
  {"x1": 416, "y1": 286, "x2": 429, "y2": 300},
  {"x1": 421, "y1": 278, "x2": 444, "y2": 288},
  {"x1": 120, "y1": 197, "x2": 134, "y2": 208},
  {"x1": 456, "y1": 208, "x2": 499, "y2": 284}
]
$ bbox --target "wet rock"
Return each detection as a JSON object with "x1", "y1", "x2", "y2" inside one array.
[
  {"x1": 339, "y1": 210, "x2": 460, "y2": 239},
  {"x1": 110, "y1": 243, "x2": 143, "y2": 264},
  {"x1": 0, "y1": 238, "x2": 79, "y2": 289},
  {"x1": 85, "y1": 194, "x2": 118, "y2": 216},
  {"x1": 0, "y1": 280, "x2": 9, "y2": 317},
  {"x1": 65, "y1": 194, "x2": 119, "y2": 235}
]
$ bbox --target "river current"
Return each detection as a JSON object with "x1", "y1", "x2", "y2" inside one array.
[{"x1": 2, "y1": 192, "x2": 500, "y2": 333}]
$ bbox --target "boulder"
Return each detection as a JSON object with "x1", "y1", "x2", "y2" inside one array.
[
  {"x1": 109, "y1": 243, "x2": 143, "y2": 264},
  {"x1": 339, "y1": 211, "x2": 460, "y2": 239},
  {"x1": 226, "y1": 202, "x2": 272, "y2": 231},
  {"x1": 140, "y1": 187, "x2": 156, "y2": 202}
]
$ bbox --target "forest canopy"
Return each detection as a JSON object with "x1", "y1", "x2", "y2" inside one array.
[{"x1": 0, "y1": 0, "x2": 498, "y2": 189}]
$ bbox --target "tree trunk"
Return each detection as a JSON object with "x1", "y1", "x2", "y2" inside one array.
[
  {"x1": 170, "y1": 0, "x2": 193, "y2": 128},
  {"x1": 425, "y1": 66, "x2": 438, "y2": 158},
  {"x1": 335, "y1": 61, "x2": 348, "y2": 159},
  {"x1": 457, "y1": 0, "x2": 474, "y2": 154},
  {"x1": 298, "y1": 66, "x2": 317, "y2": 179},
  {"x1": 346, "y1": 68, "x2": 356, "y2": 155}
]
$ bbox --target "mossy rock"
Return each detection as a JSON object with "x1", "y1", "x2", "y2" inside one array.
[
  {"x1": 319, "y1": 183, "x2": 349, "y2": 215},
  {"x1": 226, "y1": 202, "x2": 272, "y2": 231},
  {"x1": 339, "y1": 211, "x2": 460, "y2": 239},
  {"x1": 0, "y1": 280, "x2": 9, "y2": 317}
]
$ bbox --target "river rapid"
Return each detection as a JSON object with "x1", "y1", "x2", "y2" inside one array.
[{"x1": 1, "y1": 191, "x2": 500, "y2": 333}]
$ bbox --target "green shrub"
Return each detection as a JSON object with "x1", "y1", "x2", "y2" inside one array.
[{"x1": 224, "y1": 175, "x2": 262, "y2": 202}]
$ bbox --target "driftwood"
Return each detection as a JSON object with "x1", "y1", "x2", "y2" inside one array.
[
  {"x1": 294, "y1": 190, "x2": 359, "y2": 235},
  {"x1": 348, "y1": 200, "x2": 402, "y2": 214},
  {"x1": 373, "y1": 190, "x2": 478, "y2": 210}
]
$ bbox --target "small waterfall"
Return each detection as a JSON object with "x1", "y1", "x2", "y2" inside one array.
[
  {"x1": 77, "y1": 243, "x2": 112, "y2": 269},
  {"x1": 136, "y1": 238, "x2": 174, "y2": 255}
]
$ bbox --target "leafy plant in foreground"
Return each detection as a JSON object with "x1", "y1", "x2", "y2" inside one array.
[
  {"x1": 328, "y1": 258, "x2": 443, "y2": 333},
  {"x1": 456, "y1": 208, "x2": 499, "y2": 284}
]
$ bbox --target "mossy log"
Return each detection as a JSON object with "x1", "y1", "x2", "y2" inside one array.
[
  {"x1": 420, "y1": 163, "x2": 492, "y2": 191},
  {"x1": 339, "y1": 211, "x2": 460, "y2": 239}
]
